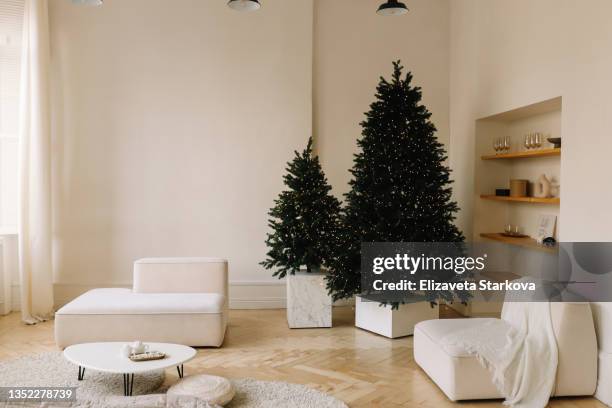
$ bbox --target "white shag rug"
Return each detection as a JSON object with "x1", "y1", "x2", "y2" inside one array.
[{"x1": 0, "y1": 353, "x2": 347, "y2": 408}]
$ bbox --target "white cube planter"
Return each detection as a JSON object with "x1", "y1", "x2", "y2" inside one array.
[
  {"x1": 287, "y1": 271, "x2": 332, "y2": 328},
  {"x1": 355, "y1": 296, "x2": 438, "y2": 338}
]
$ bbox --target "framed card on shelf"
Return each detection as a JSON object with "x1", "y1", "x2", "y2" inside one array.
[{"x1": 536, "y1": 214, "x2": 557, "y2": 242}]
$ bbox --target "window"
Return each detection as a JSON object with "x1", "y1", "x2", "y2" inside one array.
[{"x1": 0, "y1": 0, "x2": 23, "y2": 231}]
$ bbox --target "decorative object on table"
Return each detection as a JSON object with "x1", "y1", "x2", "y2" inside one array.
[
  {"x1": 129, "y1": 351, "x2": 166, "y2": 362},
  {"x1": 261, "y1": 137, "x2": 340, "y2": 328},
  {"x1": 533, "y1": 174, "x2": 552, "y2": 198},
  {"x1": 495, "y1": 188, "x2": 510, "y2": 197},
  {"x1": 0, "y1": 353, "x2": 348, "y2": 408},
  {"x1": 131, "y1": 341, "x2": 148, "y2": 354},
  {"x1": 325, "y1": 61, "x2": 468, "y2": 338},
  {"x1": 547, "y1": 137, "x2": 562, "y2": 148},
  {"x1": 168, "y1": 374, "x2": 235, "y2": 406},
  {"x1": 535, "y1": 214, "x2": 557, "y2": 244},
  {"x1": 509, "y1": 179, "x2": 528, "y2": 197},
  {"x1": 120, "y1": 341, "x2": 149, "y2": 358},
  {"x1": 63, "y1": 342, "x2": 196, "y2": 396}
]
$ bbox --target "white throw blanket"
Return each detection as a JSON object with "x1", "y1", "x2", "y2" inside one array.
[{"x1": 441, "y1": 302, "x2": 558, "y2": 408}]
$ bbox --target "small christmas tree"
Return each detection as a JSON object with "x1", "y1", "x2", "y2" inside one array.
[
  {"x1": 262, "y1": 137, "x2": 341, "y2": 279},
  {"x1": 326, "y1": 61, "x2": 467, "y2": 304}
]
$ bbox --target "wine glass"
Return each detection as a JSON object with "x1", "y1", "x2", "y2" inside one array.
[
  {"x1": 524, "y1": 134, "x2": 531, "y2": 150},
  {"x1": 503, "y1": 135, "x2": 511, "y2": 152},
  {"x1": 534, "y1": 132, "x2": 542, "y2": 149},
  {"x1": 493, "y1": 138, "x2": 500, "y2": 153}
]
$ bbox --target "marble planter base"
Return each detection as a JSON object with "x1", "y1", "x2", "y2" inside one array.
[
  {"x1": 355, "y1": 296, "x2": 438, "y2": 338},
  {"x1": 287, "y1": 272, "x2": 332, "y2": 328}
]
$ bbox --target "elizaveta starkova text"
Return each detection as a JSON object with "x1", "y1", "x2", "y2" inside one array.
[{"x1": 371, "y1": 279, "x2": 536, "y2": 291}]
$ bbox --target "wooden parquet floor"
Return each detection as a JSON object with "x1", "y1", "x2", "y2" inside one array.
[{"x1": 0, "y1": 306, "x2": 606, "y2": 407}]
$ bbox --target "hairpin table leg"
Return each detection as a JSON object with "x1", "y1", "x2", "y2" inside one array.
[{"x1": 123, "y1": 373, "x2": 134, "y2": 396}]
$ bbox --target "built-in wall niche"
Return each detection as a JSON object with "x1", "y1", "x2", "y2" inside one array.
[
  {"x1": 466, "y1": 97, "x2": 562, "y2": 317},
  {"x1": 473, "y1": 96, "x2": 561, "y2": 248}
]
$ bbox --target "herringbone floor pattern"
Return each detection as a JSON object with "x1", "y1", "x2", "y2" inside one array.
[{"x1": 0, "y1": 307, "x2": 605, "y2": 407}]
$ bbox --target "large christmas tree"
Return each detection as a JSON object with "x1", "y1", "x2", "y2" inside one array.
[
  {"x1": 262, "y1": 137, "x2": 341, "y2": 278},
  {"x1": 326, "y1": 61, "x2": 466, "y2": 304}
]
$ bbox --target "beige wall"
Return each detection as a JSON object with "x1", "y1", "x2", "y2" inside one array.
[
  {"x1": 449, "y1": 0, "x2": 612, "y2": 241},
  {"x1": 314, "y1": 0, "x2": 450, "y2": 197},
  {"x1": 48, "y1": 0, "x2": 313, "y2": 306},
  {"x1": 42, "y1": 0, "x2": 612, "y2": 308},
  {"x1": 46, "y1": 0, "x2": 453, "y2": 307},
  {"x1": 448, "y1": 5, "x2": 612, "y2": 404}
]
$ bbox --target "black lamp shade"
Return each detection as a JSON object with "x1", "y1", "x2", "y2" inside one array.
[
  {"x1": 377, "y1": 0, "x2": 408, "y2": 16},
  {"x1": 228, "y1": 0, "x2": 261, "y2": 12}
]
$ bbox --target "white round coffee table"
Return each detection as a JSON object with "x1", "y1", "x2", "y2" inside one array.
[{"x1": 63, "y1": 342, "x2": 196, "y2": 396}]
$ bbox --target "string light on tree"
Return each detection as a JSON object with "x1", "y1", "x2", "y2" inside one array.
[
  {"x1": 261, "y1": 138, "x2": 341, "y2": 279},
  {"x1": 325, "y1": 61, "x2": 468, "y2": 306}
]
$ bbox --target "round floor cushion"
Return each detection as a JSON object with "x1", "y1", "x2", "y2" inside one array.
[{"x1": 167, "y1": 374, "x2": 235, "y2": 406}]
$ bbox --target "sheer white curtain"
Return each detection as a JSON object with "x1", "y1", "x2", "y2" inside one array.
[
  {"x1": 0, "y1": 0, "x2": 25, "y2": 316},
  {"x1": 18, "y1": 0, "x2": 53, "y2": 324}
]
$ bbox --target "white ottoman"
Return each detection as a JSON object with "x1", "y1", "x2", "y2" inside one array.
[{"x1": 168, "y1": 375, "x2": 235, "y2": 406}]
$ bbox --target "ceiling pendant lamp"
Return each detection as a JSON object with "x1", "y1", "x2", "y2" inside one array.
[
  {"x1": 72, "y1": 0, "x2": 103, "y2": 5},
  {"x1": 377, "y1": 0, "x2": 408, "y2": 16},
  {"x1": 228, "y1": 0, "x2": 261, "y2": 12}
]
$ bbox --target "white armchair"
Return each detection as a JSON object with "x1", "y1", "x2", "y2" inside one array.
[{"x1": 414, "y1": 302, "x2": 598, "y2": 401}]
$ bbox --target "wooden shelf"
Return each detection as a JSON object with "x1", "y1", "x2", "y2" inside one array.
[
  {"x1": 480, "y1": 233, "x2": 557, "y2": 253},
  {"x1": 481, "y1": 148, "x2": 560, "y2": 160},
  {"x1": 480, "y1": 195, "x2": 559, "y2": 204}
]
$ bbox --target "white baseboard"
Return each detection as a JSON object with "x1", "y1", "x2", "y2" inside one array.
[
  {"x1": 229, "y1": 281, "x2": 286, "y2": 309},
  {"x1": 230, "y1": 297, "x2": 286, "y2": 309},
  {"x1": 15, "y1": 280, "x2": 352, "y2": 311}
]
